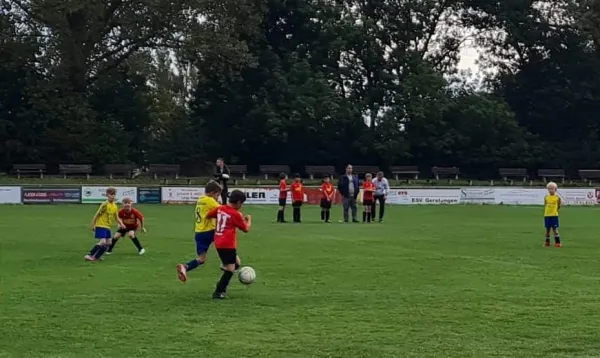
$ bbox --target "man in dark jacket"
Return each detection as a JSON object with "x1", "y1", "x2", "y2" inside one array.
[
  {"x1": 338, "y1": 164, "x2": 360, "y2": 223},
  {"x1": 214, "y1": 158, "x2": 230, "y2": 204}
]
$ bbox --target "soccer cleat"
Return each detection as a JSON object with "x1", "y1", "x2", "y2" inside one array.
[
  {"x1": 138, "y1": 248, "x2": 146, "y2": 255},
  {"x1": 84, "y1": 255, "x2": 96, "y2": 261},
  {"x1": 554, "y1": 243, "x2": 562, "y2": 248},
  {"x1": 325, "y1": 220, "x2": 331, "y2": 223},
  {"x1": 352, "y1": 219, "x2": 360, "y2": 223},
  {"x1": 212, "y1": 291, "x2": 227, "y2": 300},
  {"x1": 176, "y1": 264, "x2": 188, "y2": 283},
  {"x1": 105, "y1": 251, "x2": 112, "y2": 255}
]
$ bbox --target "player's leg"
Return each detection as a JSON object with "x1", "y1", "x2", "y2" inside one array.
[
  {"x1": 213, "y1": 249, "x2": 237, "y2": 299},
  {"x1": 320, "y1": 199, "x2": 326, "y2": 222},
  {"x1": 553, "y1": 218, "x2": 561, "y2": 247},
  {"x1": 107, "y1": 230, "x2": 124, "y2": 254},
  {"x1": 544, "y1": 217, "x2": 551, "y2": 246},
  {"x1": 297, "y1": 201, "x2": 302, "y2": 222},
  {"x1": 278, "y1": 199, "x2": 287, "y2": 223},
  {"x1": 177, "y1": 232, "x2": 213, "y2": 282},
  {"x1": 325, "y1": 201, "x2": 331, "y2": 222},
  {"x1": 366, "y1": 201, "x2": 372, "y2": 222},
  {"x1": 94, "y1": 236, "x2": 111, "y2": 260},
  {"x1": 292, "y1": 201, "x2": 300, "y2": 222},
  {"x1": 378, "y1": 195, "x2": 386, "y2": 222},
  {"x1": 127, "y1": 230, "x2": 144, "y2": 254}
]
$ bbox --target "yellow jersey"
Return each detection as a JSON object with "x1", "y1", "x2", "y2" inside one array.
[
  {"x1": 544, "y1": 194, "x2": 560, "y2": 217},
  {"x1": 195, "y1": 195, "x2": 219, "y2": 233},
  {"x1": 94, "y1": 201, "x2": 119, "y2": 229}
]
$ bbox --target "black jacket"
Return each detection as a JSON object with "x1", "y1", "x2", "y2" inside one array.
[
  {"x1": 214, "y1": 164, "x2": 230, "y2": 191},
  {"x1": 338, "y1": 174, "x2": 360, "y2": 199}
]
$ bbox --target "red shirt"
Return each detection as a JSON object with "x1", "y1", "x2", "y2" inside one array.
[
  {"x1": 291, "y1": 182, "x2": 304, "y2": 202},
  {"x1": 207, "y1": 205, "x2": 249, "y2": 249},
  {"x1": 321, "y1": 182, "x2": 334, "y2": 200},
  {"x1": 279, "y1": 180, "x2": 287, "y2": 199},
  {"x1": 118, "y1": 208, "x2": 143, "y2": 230},
  {"x1": 363, "y1": 181, "x2": 375, "y2": 201}
]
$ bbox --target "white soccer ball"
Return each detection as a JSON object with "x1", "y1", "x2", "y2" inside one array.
[
  {"x1": 222, "y1": 174, "x2": 230, "y2": 179},
  {"x1": 238, "y1": 266, "x2": 256, "y2": 285}
]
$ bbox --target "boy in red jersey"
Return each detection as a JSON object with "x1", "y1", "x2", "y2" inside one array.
[
  {"x1": 290, "y1": 173, "x2": 304, "y2": 223},
  {"x1": 107, "y1": 197, "x2": 146, "y2": 255},
  {"x1": 320, "y1": 175, "x2": 334, "y2": 223},
  {"x1": 206, "y1": 190, "x2": 252, "y2": 299},
  {"x1": 276, "y1": 173, "x2": 289, "y2": 223},
  {"x1": 362, "y1": 173, "x2": 375, "y2": 223}
]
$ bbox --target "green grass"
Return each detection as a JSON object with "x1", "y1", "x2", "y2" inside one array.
[{"x1": 2, "y1": 204, "x2": 600, "y2": 357}]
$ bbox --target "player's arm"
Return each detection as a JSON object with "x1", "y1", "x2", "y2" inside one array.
[
  {"x1": 91, "y1": 203, "x2": 106, "y2": 229},
  {"x1": 206, "y1": 207, "x2": 218, "y2": 219},
  {"x1": 114, "y1": 209, "x2": 125, "y2": 228},
  {"x1": 557, "y1": 197, "x2": 561, "y2": 211},
  {"x1": 135, "y1": 210, "x2": 146, "y2": 232},
  {"x1": 238, "y1": 213, "x2": 251, "y2": 232}
]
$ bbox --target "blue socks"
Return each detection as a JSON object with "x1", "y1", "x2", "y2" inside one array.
[{"x1": 186, "y1": 259, "x2": 202, "y2": 271}]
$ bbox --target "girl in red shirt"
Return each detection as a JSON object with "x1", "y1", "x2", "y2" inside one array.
[
  {"x1": 320, "y1": 175, "x2": 335, "y2": 223},
  {"x1": 362, "y1": 173, "x2": 375, "y2": 223},
  {"x1": 290, "y1": 173, "x2": 304, "y2": 223}
]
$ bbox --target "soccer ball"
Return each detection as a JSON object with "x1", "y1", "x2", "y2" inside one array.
[{"x1": 238, "y1": 266, "x2": 256, "y2": 285}]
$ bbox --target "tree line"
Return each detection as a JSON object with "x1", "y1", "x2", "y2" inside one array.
[{"x1": 1, "y1": 0, "x2": 600, "y2": 177}]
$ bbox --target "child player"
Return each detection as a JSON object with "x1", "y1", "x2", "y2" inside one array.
[
  {"x1": 107, "y1": 197, "x2": 146, "y2": 255},
  {"x1": 276, "y1": 173, "x2": 289, "y2": 223},
  {"x1": 362, "y1": 173, "x2": 375, "y2": 223},
  {"x1": 84, "y1": 188, "x2": 125, "y2": 261},
  {"x1": 320, "y1": 175, "x2": 334, "y2": 223},
  {"x1": 544, "y1": 181, "x2": 562, "y2": 247},
  {"x1": 206, "y1": 190, "x2": 252, "y2": 299},
  {"x1": 176, "y1": 181, "x2": 222, "y2": 282},
  {"x1": 291, "y1": 173, "x2": 304, "y2": 223}
]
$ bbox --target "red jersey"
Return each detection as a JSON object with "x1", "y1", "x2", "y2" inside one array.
[
  {"x1": 118, "y1": 208, "x2": 143, "y2": 230},
  {"x1": 279, "y1": 179, "x2": 287, "y2": 199},
  {"x1": 207, "y1": 205, "x2": 249, "y2": 249},
  {"x1": 291, "y1": 181, "x2": 304, "y2": 202},
  {"x1": 363, "y1": 181, "x2": 375, "y2": 201},
  {"x1": 321, "y1": 182, "x2": 334, "y2": 200}
]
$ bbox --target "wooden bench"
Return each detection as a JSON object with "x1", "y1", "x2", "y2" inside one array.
[
  {"x1": 305, "y1": 166, "x2": 335, "y2": 179},
  {"x1": 149, "y1": 164, "x2": 180, "y2": 179},
  {"x1": 578, "y1": 169, "x2": 600, "y2": 183},
  {"x1": 432, "y1": 166, "x2": 460, "y2": 180},
  {"x1": 13, "y1": 164, "x2": 46, "y2": 178},
  {"x1": 59, "y1": 164, "x2": 92, "y2": 179},
  {"x1": 352, "y1": 165, "x2": 379, "y2": 176},
  {"x1": 537, "y1": 169, "x2": 565, "y2": 183},
  {"x1": 227, "y1": 165, "x2": 248, "y2": 180},
  {"x1": 105, "y1": 164, "x2": 136, "y2": 179},
  {"x1": 259, "y1": 165, "x2": 290, "y2": 180},
  {"x1": 390, "y1": 166, "x2": 419, "y2": 180},
  {"x1": 499, "y1": 168, "x2": 527, "y2": 183}
]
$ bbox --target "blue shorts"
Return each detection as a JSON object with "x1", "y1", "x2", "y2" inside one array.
[
  {"x1": 544, "y1": 216, "x2": 559, "y2": 229},
  {"x1": 195, "y1": 230, "x2": 215, "y2": 255},
  {"x1": 94, "y1": 227, "x2": 112, "y2": 240}
]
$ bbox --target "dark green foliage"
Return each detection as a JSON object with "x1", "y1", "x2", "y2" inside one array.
[{"x1": 1, "y1": 0, "x2": 597, "y2": 175}]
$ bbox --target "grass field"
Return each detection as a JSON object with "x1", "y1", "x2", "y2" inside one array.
[{"x1": 2, "y1": 204, "x2": 600, "y2": 357}]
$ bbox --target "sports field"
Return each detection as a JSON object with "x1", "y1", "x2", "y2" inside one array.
[{"x1": 2, "y1": 204, "x2": 600, "y2": 357}]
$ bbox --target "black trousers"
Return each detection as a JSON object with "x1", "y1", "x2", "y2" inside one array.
[
  {"x1": 221, "y1": 190, "x2": 229, "y2": 204},
  {"x1": 371, "y1": 195, "x2": 386, "y2": 220}
]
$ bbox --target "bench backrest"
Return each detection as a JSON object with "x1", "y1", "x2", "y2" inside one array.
[
  {"x1": 305, "y1": 166, "x2": 335, "y2": 175},
  {"x1": 259, "y1": 165, "x2": 290, "y2": 174},
  {"x1": 149, "y1": 164, "x2": 180, "y2": 173},
  {"x1": 390, "y1": 166, "x2": 419, "y2": 173},
  {"x1": 499, "y1": 168, "x2": 527, "y2": 176},
  {"x1": 537, "y1": 169, "x2": 565, "y2": 177},
  {"x1": 13, "y1": 164, "x2": 46, "y2": 170},
  {"x1": 352, "y1": 165, "x2": 379, "y2": 174},
  {"x1": 432, "y1": 166, "x2": 460, "y2": 175},
  {"x1": 227, "y1": 165, "x2": 247, "y2": 173},
  {"x1": 578, "y1": 169, "x2": 600, "y2": 178},
  {"x1": 59, "y1": 164, "x2": 92, "y2": 173},
  {"x1": 105, "y1": 164, "x2": 136, "y2": 173}
]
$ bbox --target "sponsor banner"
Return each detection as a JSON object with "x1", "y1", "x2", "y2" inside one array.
[
  {"x1": 22, "y1": 187, "x2": 80, "y2": 204},
  {"x1": 81, "y1": 186, "x2": 137, "y2": 203},
  {"x1": 493, "y1": 188, "x2": 546, "y2": 205},
  {"x1": 161, "y1": 187, "x2": 204, "y2": 204},
  {"x1": 387, "y1": 189, "x2": 461, "y2": 205},
  {"x1": 0, "y1": 186, "x2": 22, "y2": 204},
  {"x1": 558, "y1": 188, "x2": 595, "y2": 206},
  {"x1": 460, "y1": 188, "x2": 496, "y2": 204},
  {"x1": 138, "y1": 187, "x2": 161, "y2": 204}
]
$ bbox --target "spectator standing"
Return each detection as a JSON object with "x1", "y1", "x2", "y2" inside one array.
[
  {"x1": 214, "y1": 158, "x2": 230, "y2": 204},
  {"x1": 372, "y1": 171, "x2": 389, "y2": 222},
  {"x1": 338, "y1": 165, "x2": 360, "y2": 223}
]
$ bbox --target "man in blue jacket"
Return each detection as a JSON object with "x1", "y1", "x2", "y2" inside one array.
[{"x1": 338, "y1": 164, "x2": 360, "y2": 223}]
